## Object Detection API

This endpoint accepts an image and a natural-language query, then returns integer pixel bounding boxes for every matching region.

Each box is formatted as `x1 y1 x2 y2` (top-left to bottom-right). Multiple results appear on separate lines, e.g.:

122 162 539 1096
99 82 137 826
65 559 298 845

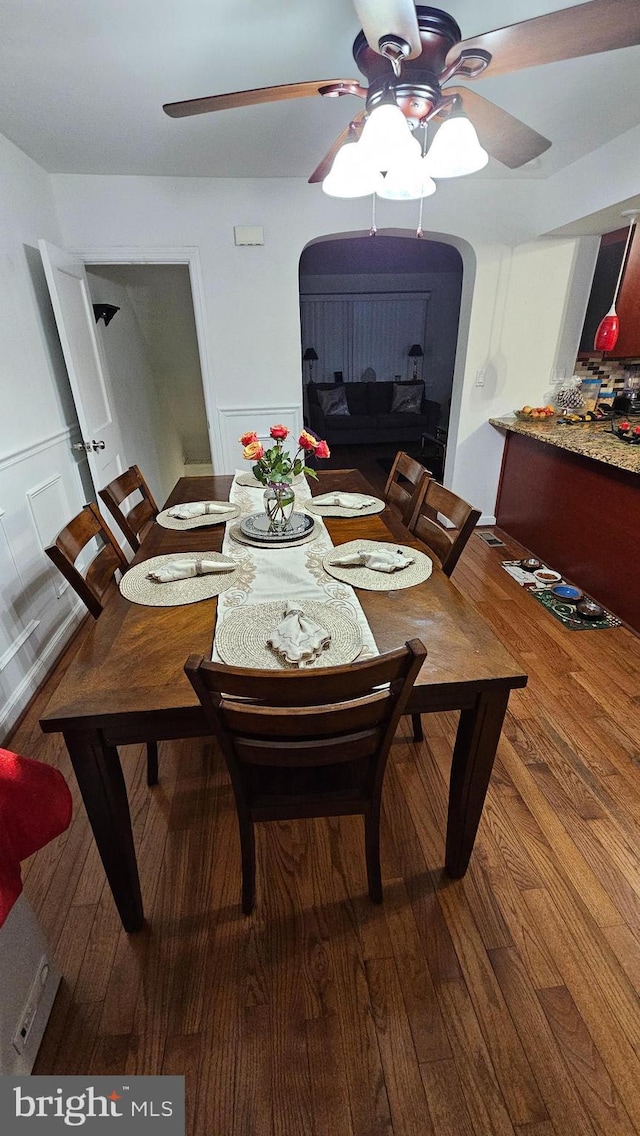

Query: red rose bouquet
239 425 330 487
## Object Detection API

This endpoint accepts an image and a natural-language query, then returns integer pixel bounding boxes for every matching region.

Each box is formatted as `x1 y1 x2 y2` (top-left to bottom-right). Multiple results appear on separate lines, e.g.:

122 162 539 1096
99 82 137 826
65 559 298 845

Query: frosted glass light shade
322 142 383 198
378 156 437 200
423 116 489 177
359 104 420 171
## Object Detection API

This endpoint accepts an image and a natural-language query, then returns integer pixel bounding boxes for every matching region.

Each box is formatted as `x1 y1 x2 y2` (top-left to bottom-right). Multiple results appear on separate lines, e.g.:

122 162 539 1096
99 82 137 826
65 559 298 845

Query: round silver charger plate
156 501 240 530
227 521 319 550
306 494 385 518
215 600 362 670
240 510 314 543
119 551 238 607
322 540 433 591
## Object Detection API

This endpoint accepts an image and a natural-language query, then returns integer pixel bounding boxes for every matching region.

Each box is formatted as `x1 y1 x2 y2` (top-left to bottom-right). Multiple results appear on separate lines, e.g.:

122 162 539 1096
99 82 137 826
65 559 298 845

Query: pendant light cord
612 215 638 307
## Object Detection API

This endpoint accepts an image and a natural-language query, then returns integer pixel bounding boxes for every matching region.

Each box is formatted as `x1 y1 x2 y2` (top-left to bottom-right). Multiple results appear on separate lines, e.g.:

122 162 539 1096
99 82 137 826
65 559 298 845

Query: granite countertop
489 416 640 475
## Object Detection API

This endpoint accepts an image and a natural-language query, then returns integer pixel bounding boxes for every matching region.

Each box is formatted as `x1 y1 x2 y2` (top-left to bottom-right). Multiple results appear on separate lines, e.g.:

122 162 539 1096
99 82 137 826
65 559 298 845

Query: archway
299 230 468 483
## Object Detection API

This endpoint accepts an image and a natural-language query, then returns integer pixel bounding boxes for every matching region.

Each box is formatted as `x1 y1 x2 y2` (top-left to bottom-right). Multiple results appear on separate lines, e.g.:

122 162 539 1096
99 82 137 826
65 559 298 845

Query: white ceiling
1 0 640 195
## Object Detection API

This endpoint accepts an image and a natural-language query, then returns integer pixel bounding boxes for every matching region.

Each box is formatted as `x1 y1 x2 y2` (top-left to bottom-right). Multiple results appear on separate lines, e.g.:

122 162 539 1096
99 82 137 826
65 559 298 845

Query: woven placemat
120 552 238 607
236 472 305 489
529 587 621 630
227 520 320 550
156 501 240 530
306 494 385 518
322 540 432 591
215 600 362 670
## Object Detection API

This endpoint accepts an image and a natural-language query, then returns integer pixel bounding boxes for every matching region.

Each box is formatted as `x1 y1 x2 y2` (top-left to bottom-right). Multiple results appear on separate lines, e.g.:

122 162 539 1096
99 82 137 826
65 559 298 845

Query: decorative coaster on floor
228 520 319 550
306 493 385 518
322 540 432 591
529 587 621 630
215 600 362 670
120 552 238 606
156 501 240 530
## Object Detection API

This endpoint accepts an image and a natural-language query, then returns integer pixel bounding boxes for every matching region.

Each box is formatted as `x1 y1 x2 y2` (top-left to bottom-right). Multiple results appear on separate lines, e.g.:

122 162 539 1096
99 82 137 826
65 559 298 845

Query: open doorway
85 263 211 505
299 233 462 484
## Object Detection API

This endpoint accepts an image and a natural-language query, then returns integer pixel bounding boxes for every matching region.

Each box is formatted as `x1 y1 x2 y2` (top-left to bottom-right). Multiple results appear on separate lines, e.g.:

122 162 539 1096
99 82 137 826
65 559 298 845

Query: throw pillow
391 382 424 414
317 387 350 416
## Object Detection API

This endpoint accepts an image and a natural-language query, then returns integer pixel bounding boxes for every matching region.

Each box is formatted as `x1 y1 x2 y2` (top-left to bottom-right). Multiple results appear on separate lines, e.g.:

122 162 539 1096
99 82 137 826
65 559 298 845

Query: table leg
65 730 144 933
445 687 510 878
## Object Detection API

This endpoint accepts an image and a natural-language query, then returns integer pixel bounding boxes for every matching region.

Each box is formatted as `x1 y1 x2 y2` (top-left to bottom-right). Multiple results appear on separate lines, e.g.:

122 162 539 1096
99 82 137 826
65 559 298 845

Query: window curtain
301 293 429 384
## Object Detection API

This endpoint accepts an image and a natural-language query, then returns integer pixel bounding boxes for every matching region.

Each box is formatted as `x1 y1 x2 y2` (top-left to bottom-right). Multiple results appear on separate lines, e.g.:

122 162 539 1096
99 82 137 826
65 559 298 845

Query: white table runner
211 473 379 662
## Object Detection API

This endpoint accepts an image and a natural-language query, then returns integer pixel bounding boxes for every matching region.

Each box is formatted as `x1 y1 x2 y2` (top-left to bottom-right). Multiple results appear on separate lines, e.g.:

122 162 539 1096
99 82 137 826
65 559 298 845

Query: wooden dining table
40 470 527 932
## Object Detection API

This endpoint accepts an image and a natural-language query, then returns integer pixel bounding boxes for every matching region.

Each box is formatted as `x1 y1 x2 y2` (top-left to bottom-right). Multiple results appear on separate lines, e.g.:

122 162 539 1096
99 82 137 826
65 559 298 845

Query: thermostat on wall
234 226 264 246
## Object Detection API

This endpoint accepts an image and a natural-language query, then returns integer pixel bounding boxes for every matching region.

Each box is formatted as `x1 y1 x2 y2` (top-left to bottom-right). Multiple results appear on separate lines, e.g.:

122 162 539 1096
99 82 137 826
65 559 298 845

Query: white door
38 239 126 500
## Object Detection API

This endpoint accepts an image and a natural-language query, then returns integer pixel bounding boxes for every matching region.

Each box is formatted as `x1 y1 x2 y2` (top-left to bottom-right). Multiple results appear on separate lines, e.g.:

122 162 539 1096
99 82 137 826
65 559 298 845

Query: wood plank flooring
7 498 640 1136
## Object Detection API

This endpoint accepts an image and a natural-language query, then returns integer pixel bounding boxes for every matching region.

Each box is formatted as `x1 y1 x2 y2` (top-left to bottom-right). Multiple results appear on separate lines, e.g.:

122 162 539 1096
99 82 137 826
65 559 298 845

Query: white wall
86 266 186 504
50 173 595 521
0 134 89 738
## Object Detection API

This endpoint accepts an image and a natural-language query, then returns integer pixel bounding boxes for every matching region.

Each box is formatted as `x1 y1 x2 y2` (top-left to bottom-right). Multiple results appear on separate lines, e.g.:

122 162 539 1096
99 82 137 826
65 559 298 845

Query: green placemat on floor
530 585 620 629
501 561 620 629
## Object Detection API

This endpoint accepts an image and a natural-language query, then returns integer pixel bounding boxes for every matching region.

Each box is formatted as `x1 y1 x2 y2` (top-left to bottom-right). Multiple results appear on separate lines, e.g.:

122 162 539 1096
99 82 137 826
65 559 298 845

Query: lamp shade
594 305 620 352
408 344 424 358
378 155 436 201
303 348 318 362
359 104 420 172
423 115 488 178
322 142 382 198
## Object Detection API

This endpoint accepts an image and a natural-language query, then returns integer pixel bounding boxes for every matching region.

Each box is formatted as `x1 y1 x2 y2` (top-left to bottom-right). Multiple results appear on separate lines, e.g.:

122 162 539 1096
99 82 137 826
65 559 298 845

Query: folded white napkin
167 501 232 519
147 558 236 583
314 492 375 509
267 601 331 666
330 547 414 573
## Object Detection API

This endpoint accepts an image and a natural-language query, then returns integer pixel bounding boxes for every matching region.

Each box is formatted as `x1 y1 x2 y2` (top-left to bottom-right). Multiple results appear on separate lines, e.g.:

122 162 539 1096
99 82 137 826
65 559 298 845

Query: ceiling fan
163 0 640 185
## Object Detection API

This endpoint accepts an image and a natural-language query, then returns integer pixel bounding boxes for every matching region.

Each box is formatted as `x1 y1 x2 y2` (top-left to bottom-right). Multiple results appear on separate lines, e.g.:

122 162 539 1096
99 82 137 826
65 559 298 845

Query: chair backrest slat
408 479 481 577
99 464 158 552
45 502 127 619
383 451 431 524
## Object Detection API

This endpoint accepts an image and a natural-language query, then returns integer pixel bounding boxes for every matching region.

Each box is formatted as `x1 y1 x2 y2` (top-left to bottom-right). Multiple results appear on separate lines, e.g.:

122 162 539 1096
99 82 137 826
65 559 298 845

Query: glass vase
263 482 295 533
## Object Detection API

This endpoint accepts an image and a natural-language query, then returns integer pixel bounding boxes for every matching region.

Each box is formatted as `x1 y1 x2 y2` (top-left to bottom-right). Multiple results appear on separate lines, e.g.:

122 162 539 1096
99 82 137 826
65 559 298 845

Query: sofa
306 380 440 447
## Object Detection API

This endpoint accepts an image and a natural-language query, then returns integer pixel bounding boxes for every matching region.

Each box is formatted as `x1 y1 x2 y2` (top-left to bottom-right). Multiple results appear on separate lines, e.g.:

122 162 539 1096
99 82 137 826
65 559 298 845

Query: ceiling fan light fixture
322 141 382 198
377 155 436 201
358 103 420 171
423 115 489 178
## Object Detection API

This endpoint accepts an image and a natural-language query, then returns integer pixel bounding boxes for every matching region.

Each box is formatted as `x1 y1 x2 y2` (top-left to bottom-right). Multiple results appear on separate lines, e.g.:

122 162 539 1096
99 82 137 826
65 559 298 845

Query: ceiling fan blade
353 0 422 59
444 87 551 169
163 79 365 118
308 113 366 184
446 0 640 78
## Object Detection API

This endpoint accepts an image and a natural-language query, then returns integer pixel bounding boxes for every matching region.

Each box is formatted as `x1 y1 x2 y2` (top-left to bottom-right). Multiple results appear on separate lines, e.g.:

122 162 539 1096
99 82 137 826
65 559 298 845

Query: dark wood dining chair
383 450 431 525
98 464 158 553
407 480 481 741
45 503 159 786
185 639 427 914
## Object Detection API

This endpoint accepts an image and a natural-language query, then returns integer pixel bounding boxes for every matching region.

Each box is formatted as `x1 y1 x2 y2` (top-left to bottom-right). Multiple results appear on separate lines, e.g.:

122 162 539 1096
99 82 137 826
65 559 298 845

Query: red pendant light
594 210 639 353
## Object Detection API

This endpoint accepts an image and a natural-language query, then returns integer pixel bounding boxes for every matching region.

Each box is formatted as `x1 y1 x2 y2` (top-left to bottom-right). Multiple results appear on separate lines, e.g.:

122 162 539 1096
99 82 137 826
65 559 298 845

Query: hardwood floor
7 517 640 1136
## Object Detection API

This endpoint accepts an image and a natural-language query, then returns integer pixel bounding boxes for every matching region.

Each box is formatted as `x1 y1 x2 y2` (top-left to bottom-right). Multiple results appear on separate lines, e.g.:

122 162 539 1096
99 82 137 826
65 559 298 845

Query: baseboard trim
478 515 497 526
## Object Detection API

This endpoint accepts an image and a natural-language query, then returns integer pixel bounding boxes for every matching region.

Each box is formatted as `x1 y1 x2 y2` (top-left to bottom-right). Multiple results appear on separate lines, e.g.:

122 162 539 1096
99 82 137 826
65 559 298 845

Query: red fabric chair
0 748 72 928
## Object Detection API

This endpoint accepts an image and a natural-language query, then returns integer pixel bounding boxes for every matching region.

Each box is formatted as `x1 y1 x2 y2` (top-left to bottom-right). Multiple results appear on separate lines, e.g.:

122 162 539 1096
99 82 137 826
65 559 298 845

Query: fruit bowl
515 406 555 422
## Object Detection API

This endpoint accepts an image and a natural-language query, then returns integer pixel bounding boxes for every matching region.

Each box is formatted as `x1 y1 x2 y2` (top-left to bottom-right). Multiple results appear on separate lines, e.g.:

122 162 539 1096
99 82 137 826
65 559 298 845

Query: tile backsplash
574 355 640 392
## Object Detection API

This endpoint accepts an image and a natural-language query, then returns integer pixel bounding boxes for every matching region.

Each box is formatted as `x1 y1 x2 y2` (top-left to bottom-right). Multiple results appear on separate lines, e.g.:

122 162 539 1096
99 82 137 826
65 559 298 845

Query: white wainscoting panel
216 405 303 474
0 426 88 739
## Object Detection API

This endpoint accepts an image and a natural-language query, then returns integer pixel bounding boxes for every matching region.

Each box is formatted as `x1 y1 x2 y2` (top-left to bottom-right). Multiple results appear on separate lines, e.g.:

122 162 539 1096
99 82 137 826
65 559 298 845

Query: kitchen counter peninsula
489 415 640 474
490 416 639 634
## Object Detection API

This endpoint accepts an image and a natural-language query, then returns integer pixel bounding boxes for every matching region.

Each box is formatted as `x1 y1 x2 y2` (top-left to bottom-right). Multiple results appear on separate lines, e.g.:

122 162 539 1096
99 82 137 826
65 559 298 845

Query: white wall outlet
475 369 486 387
